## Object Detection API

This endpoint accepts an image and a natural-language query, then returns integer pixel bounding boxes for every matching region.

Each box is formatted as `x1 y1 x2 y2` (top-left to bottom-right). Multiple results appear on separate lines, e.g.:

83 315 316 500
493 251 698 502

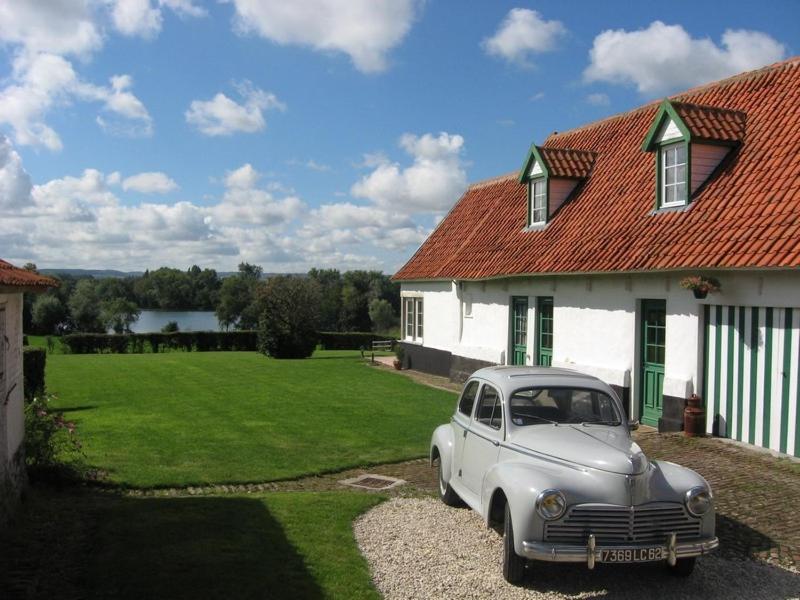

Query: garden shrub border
61 331 258 354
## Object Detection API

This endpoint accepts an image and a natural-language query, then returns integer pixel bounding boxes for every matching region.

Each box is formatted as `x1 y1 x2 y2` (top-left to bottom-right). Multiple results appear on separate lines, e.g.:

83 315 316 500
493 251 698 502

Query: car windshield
508 387 621 426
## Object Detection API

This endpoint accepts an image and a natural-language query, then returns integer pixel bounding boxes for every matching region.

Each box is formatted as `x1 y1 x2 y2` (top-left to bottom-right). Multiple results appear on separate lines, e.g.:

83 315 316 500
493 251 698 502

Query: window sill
524 222 548 232
651 202 693 215
402 339 424 345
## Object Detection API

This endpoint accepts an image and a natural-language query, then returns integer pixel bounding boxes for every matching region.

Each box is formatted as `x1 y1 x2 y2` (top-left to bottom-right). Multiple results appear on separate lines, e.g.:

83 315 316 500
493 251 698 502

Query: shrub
161 320 180 333
257 276 321 359
317 332 387 350
32 294 67 335
368 298 396 333
60 331 259 354
23 347 47 400
24 393 83 480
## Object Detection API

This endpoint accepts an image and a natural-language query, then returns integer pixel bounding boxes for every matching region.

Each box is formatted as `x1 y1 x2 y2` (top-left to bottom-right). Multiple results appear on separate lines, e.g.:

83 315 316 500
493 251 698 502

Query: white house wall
401 270 800 426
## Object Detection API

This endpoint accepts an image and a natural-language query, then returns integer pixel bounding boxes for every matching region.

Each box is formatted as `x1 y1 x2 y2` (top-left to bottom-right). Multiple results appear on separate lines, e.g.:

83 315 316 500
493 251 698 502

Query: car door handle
463 429 468 438
492 440 499 447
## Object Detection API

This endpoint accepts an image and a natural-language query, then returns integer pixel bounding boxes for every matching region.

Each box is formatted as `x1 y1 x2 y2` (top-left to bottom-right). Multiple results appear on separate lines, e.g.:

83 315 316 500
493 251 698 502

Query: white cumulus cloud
228 0 419 73
186 82 285 136
0 135 33 212
109 0 207 38
0 0 102 57
122 172 179 194
482 8 566 66
351 132 468 214
584 22 786 95
586 92 610 106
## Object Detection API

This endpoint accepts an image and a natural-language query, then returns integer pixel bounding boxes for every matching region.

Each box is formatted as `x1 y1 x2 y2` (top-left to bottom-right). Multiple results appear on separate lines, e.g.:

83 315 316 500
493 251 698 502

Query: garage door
703 305 799 457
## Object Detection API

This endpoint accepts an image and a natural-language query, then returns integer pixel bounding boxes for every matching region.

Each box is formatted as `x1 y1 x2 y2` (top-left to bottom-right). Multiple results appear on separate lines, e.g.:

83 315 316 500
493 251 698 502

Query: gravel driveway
354 498 800 600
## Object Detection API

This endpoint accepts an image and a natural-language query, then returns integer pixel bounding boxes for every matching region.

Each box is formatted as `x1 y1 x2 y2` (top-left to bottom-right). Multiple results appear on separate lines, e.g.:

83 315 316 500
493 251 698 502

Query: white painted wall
657 117 683 142
401 270 800 421
692 144 730 192
0 293 24 472
528 160 543 177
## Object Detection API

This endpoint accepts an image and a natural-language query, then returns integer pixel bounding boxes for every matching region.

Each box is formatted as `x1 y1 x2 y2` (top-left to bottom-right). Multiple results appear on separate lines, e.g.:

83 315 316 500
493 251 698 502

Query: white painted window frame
403 296 423 343
661 142 687 208
529 178 547 225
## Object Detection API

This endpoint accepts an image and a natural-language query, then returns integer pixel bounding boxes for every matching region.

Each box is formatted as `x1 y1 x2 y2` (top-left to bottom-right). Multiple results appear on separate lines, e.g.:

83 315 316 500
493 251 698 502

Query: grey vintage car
430 366 718 583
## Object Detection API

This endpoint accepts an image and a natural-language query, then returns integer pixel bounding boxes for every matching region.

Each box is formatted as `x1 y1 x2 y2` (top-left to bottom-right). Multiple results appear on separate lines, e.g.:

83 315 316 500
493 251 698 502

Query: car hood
507 425 649 475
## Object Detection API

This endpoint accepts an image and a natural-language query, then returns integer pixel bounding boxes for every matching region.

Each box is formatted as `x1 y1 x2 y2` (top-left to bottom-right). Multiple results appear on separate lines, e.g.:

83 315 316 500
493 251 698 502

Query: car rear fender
430 423 455 482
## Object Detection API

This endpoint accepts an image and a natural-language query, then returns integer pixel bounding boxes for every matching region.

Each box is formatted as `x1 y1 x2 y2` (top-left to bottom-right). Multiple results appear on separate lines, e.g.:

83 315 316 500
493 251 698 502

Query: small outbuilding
0 260 56 525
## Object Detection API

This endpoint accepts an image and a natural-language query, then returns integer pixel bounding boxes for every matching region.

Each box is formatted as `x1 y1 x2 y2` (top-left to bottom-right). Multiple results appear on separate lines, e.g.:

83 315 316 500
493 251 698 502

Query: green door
640 299 666 427
536 297 553 366
511 297 528 365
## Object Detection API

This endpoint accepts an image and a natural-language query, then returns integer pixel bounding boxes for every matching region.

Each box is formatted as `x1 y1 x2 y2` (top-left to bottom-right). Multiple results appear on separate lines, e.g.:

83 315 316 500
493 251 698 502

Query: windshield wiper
515 414 559 426
580 420 621 426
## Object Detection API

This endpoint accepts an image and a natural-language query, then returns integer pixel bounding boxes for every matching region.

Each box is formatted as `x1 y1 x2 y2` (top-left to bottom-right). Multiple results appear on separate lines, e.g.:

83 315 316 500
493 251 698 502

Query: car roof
466 365 614 396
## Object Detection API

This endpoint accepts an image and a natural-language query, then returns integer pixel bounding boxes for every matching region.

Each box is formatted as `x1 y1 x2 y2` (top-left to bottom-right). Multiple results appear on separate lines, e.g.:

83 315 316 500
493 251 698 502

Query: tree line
23 263 399 335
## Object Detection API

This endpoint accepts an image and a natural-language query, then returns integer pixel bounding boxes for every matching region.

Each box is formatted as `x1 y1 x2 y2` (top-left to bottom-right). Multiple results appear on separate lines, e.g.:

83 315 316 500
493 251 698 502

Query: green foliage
395 344 405 363
133 266 221 310
68 279 105 332
161 320 180 333
368 298 396 332
47 351 456 487
31 295 67 335
307 268 342 330
317 331 387 350
23 346 47 400
101 298 141 334
24 393 83 475
257 276 321 358
61 331 258 354
216 263 263 330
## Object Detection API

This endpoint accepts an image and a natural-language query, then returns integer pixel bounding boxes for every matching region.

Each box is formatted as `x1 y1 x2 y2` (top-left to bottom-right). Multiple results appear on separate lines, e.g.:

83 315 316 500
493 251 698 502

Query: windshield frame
505 385 625 429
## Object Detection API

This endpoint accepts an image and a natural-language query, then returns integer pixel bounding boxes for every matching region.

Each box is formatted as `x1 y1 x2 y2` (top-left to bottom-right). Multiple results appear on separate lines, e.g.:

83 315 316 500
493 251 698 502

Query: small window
404 297 423 342
458 380 479 416
661 142 687 207
475 384 502 430
529 179 547 225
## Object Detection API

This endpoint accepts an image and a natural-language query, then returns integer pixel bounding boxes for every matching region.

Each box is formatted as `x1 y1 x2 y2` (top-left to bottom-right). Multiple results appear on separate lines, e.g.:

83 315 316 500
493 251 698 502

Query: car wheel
667 557 696 577
437 457 462 507
502 502 527 584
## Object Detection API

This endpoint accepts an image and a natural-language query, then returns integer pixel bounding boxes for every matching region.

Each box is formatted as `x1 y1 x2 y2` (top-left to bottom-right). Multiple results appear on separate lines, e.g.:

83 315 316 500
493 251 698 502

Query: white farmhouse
0 260 56 525
394 58 800 457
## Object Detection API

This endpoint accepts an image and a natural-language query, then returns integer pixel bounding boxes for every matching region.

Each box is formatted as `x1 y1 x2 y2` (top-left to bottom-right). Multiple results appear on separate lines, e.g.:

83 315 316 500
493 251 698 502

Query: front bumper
521 534 719 569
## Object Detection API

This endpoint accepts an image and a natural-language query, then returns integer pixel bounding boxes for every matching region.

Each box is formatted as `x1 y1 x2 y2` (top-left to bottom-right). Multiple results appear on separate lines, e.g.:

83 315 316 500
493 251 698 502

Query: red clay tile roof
539 147 596 179
672 101 746 143
395 58 800 281
0 260 58 290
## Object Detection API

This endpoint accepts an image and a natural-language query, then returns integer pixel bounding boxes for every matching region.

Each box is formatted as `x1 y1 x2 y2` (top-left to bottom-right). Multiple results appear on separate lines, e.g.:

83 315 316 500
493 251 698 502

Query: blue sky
0 0 797 272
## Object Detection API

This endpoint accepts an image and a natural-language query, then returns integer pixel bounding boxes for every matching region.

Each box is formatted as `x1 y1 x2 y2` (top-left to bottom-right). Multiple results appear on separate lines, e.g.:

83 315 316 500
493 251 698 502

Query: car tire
502 502 527 584
437 457 461 507
667 557 696 577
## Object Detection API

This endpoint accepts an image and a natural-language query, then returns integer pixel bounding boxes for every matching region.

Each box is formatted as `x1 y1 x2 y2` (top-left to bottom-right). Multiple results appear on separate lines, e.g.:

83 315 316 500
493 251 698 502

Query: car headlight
685 486 712 516
536 489 566 520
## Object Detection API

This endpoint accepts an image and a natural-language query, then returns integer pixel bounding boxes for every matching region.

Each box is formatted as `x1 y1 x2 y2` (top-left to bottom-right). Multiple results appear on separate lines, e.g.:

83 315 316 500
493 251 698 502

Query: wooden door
640 299 666 427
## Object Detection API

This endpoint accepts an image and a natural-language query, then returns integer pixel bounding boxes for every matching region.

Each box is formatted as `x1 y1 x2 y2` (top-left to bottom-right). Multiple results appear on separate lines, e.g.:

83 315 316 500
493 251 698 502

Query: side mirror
628 419 640 431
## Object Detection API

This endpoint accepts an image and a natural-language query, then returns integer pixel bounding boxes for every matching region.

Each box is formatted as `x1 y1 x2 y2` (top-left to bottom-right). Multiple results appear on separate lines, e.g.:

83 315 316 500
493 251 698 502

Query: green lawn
2 487 383 599
47 350 456 487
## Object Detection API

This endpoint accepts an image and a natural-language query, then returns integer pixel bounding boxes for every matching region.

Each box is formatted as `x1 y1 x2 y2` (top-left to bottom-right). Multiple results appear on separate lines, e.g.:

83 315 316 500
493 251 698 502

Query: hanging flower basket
679 276 721 300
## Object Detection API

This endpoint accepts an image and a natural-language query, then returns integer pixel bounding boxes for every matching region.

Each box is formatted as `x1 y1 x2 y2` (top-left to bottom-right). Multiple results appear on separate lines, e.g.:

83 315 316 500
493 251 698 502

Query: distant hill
40 268 144 279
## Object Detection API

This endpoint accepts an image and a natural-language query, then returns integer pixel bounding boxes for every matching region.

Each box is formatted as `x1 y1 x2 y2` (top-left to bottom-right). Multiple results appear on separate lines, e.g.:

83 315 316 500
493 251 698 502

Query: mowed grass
2 487 383 600
47 350 456 487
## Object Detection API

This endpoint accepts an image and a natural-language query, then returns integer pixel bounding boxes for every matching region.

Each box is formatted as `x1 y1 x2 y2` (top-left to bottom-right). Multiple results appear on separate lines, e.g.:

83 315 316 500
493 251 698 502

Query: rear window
509 387 620 426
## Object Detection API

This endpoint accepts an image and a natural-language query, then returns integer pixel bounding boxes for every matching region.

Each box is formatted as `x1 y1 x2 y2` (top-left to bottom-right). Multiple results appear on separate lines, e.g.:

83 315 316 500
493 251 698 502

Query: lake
125 310 222 333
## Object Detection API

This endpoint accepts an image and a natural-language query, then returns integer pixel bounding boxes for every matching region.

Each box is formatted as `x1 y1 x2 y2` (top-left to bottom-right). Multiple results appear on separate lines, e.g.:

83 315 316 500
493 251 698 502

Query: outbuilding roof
0 260 58 290
394 58 800 281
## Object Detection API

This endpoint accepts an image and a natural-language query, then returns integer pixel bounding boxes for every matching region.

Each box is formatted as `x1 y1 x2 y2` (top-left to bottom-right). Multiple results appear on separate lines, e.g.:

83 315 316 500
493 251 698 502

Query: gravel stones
354 497 800 600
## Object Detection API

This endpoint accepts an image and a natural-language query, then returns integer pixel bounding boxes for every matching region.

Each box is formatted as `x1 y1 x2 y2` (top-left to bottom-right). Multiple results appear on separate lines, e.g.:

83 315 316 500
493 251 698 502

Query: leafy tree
100 298 140 333
257 276 321 359
31 295 68 335
215 263 263 330
161 321 180 333
368 298 395 333
308 268 342 331
68 279 104 332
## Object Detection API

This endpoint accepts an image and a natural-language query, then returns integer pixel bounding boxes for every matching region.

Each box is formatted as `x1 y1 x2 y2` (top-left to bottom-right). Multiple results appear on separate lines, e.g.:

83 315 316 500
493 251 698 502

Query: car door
461 383 503 499
451 380 480 479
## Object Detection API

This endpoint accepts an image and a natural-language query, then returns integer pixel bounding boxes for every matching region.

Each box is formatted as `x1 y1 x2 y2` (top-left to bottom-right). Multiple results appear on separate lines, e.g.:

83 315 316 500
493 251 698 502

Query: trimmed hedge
61 331 258 354
23 346 47 400
317 331 391 350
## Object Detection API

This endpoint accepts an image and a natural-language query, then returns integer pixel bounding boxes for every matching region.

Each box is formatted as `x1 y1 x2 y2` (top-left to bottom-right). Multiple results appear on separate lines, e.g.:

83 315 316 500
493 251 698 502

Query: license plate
600 547 665 563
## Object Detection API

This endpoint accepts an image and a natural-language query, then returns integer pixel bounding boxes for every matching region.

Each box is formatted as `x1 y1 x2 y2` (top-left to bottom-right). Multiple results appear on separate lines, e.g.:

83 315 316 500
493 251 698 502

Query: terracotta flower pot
393 359 402 370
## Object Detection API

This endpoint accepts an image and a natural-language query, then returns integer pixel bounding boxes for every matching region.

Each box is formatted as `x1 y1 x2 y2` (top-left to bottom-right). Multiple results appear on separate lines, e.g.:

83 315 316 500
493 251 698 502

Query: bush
24 393 83 480
60 331 258 354
317 332 388 350
257 276 321 359
23 347 47 400
161 320 179 333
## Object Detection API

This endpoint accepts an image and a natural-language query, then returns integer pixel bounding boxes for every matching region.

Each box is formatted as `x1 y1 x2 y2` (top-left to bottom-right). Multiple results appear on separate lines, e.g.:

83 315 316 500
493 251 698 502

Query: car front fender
430 423 455 483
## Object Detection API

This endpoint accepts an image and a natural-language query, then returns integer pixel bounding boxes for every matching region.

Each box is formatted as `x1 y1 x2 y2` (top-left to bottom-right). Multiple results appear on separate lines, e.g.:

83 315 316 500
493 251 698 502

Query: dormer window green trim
518 144 550 183
529 177 548 226
641 99 692 152
643 99 692 209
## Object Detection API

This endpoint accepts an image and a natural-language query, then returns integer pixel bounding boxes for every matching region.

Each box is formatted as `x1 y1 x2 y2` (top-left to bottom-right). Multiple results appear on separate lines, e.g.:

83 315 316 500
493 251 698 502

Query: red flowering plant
24 393 84 480
679 276 721 298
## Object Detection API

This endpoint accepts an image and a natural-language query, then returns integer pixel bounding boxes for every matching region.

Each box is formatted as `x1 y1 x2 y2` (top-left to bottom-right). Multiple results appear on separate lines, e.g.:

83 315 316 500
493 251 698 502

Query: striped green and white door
536 297 553 366
640 300 666 428
511 297 528 366
704 305 799 457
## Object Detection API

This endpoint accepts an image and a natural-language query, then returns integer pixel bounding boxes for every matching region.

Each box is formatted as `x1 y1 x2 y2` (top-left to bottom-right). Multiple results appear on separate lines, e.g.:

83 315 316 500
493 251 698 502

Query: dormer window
661 142 687 207
529 178 547 225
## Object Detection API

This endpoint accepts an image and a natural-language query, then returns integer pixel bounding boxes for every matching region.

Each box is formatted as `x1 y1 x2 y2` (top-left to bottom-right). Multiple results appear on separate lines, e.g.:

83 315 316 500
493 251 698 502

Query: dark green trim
749 307 759 445
654 141 691 210
714 306 722 430
736 307 745 442
763 308 773 446
641 99 692 152
518 144 550 183
780 309 792 454
703 304 710 426
726 305 735 437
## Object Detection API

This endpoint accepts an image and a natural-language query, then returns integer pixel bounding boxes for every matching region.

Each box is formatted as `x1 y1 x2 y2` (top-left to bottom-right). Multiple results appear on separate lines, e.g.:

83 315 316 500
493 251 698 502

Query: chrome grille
544 503 701 545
